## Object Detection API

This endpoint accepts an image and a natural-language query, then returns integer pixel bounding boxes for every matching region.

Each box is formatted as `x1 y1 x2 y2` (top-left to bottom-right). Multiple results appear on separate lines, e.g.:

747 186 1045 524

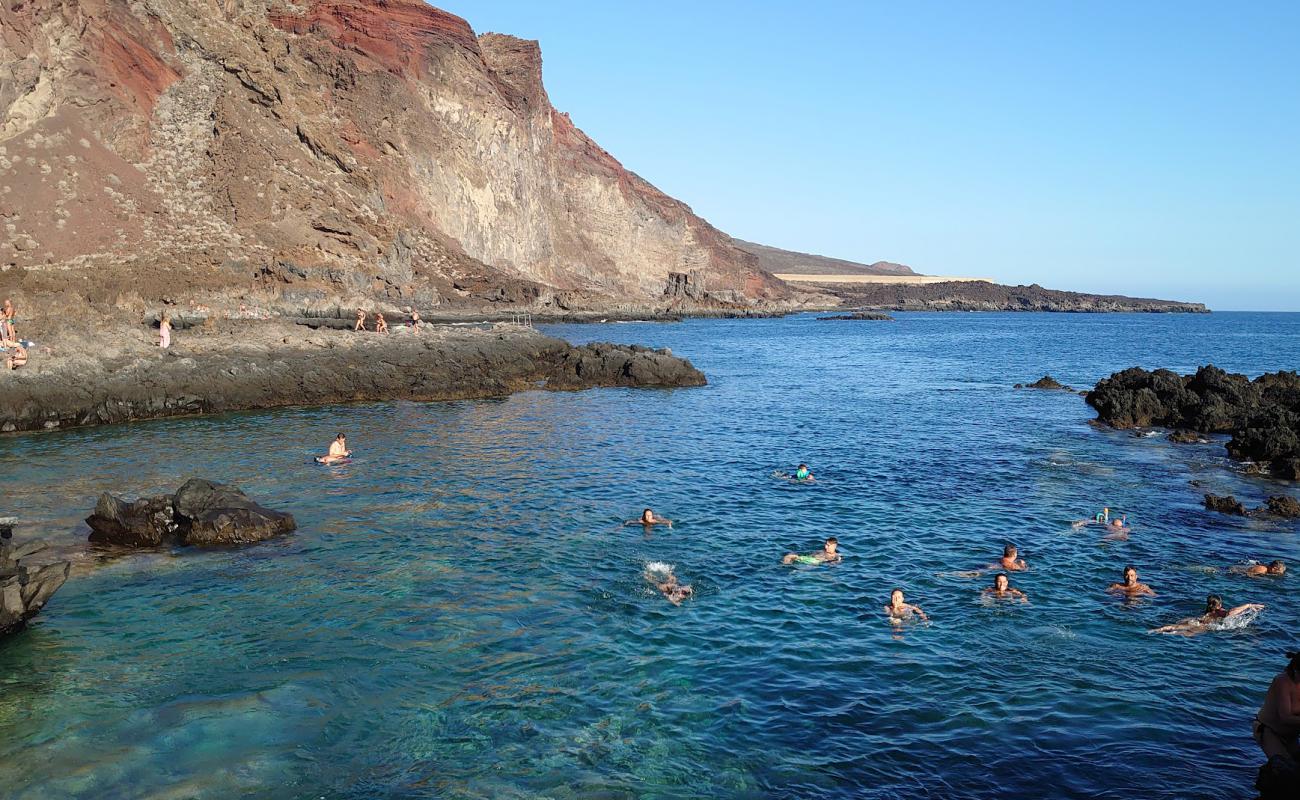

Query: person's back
1255 653 1300 760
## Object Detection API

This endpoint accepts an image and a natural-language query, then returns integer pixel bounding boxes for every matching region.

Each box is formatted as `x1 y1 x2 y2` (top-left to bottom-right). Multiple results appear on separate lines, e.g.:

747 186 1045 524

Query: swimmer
982 573 1027 601
1107 565 1156 597
1254 651 1300 762
1150 594 1265 635
783 537 841 565
1102 517 1130 542
625 509 672 528
999 544 1027 572
793 464 814 483
1096 507 1111 524
315 432 352 465
885 589 928 623
1232 560 1287 578
644 563 693 606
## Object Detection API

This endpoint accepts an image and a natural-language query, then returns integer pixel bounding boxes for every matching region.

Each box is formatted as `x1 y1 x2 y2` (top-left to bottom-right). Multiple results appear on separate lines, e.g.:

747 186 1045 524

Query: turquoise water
2 311 1299 799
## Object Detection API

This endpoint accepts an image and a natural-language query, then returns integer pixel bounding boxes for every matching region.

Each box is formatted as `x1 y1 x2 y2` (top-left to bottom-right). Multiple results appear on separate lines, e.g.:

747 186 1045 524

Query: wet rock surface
1088 365 1300 479
1265 496 1300 519
0 519 71 638
1015 375 1076 392
1204 494 1249 516
86 479 296 548
815 311 895 321
0 322 706 434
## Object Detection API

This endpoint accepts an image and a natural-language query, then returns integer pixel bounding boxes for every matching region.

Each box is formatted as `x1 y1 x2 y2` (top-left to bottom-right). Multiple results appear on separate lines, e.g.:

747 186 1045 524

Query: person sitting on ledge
375 313 389 334
1255 651 1300 762
983 572 1027 601
1108 565 1156 597
626 509 672 528
1233 560 1287 578
316 433 352 465
1 339 27 370
885 588 928 623
354 309 367 331
783 537 840 565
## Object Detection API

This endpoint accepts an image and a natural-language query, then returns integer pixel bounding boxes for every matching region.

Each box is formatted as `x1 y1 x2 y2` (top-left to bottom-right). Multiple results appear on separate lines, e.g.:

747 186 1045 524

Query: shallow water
2 311 1298 799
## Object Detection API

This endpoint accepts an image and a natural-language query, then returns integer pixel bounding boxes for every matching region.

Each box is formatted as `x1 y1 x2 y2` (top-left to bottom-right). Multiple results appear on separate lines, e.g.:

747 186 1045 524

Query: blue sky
439 1 1299 310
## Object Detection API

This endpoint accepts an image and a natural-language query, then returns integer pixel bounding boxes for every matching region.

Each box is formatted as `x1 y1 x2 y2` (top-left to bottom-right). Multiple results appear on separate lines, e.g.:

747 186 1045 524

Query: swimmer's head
642 508 653 522
825 537 838 553
994 573 1009 591
336 432 346 441
1003 544 1017 558
798 464 808 471
1206 594 1224 613
1269 560 1287 575
1123 565 1138 584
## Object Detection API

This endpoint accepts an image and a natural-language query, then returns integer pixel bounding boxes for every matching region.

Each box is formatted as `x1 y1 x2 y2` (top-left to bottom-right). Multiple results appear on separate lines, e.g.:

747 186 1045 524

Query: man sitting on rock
1 339 27 370
316 433 352 465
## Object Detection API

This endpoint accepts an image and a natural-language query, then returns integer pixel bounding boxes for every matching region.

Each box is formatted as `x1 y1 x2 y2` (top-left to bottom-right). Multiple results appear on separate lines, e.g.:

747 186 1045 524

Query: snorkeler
1232 560 1287 578
315 432 352 465
983 573 1027 601
644 563 693 606
1254 651 1300 761
626 509 672 528
783 537 841 566
1107 565 1156 597
885 589 928 623
793 464 814 482
1096 507 1111 524
1150 595 1265 635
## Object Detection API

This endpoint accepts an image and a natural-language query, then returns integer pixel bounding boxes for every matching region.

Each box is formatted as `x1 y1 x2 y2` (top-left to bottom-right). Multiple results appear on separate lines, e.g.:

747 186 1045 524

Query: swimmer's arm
912 605 928 621
1226 603 1265 617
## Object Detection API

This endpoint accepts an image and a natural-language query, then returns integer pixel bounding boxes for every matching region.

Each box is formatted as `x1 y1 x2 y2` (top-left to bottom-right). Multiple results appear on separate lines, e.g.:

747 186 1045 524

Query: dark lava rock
1168 429 1206 444
543 342 706 391
1 519 71 638
816 311 895 321
1016 375 1075 392
173 478 297 546
86 479 295 549
1089 365 1300 478
1265 495 1300 519
1204 494 1248 516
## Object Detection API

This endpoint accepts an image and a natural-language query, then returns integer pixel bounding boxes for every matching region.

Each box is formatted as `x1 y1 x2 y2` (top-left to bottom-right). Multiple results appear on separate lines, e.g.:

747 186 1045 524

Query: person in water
354 309 367 331
316 432 352 464
783 537 840 565
645 564 693 606
1150 594 1265 635
1095 507 1111 524
626 509 672 528
1108 565 1156 597
999 544 1027 572
793 464 814 482
1102 516 1131 542
885 589 928 623
1254 651 1300 761
1233 560 1287 578
983 573 1027 601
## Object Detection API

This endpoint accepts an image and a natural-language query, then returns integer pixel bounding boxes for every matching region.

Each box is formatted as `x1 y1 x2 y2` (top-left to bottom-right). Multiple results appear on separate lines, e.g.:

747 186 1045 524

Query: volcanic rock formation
0 518 71 637
87 478 297 547
0 0 785 320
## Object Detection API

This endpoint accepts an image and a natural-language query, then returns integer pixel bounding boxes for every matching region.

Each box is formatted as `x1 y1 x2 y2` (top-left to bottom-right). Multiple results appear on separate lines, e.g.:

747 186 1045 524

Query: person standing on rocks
1 298 14 340
316 433 352 465
410 309 423 329
375 313 389 334
159 312 172 350
354 309 367 331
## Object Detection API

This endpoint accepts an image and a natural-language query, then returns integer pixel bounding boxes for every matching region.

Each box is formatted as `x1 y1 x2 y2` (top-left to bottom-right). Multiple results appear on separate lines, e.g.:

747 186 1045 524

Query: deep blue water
2 311 1299 799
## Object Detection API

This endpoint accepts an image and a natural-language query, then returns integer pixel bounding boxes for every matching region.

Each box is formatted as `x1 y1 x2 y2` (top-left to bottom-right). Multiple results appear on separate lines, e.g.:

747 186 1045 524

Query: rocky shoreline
0 321 705 434
814 281 1208 313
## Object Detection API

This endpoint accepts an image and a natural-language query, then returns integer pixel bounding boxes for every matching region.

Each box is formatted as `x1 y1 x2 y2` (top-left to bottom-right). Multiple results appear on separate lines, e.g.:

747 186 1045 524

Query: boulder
1265 496 1300 519
1016 375 1074 392
84 479 295 549
816 311 895 321
172 478 297 546
1204 494 1248 517
0 519 71 638
1168 429 1206 444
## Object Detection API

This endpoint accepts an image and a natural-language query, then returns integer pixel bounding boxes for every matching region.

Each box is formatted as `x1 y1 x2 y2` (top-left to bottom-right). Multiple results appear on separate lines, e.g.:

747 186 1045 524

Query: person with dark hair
625 509 672 528
783 537 840 565
315 432 352 465
1234 560 1287 578
983 573 1027 601
885 588 928 623
1150 595 1264 635
999 544 1027 572
1254 651 1300 761
1108 566 1156 597
792 464 814 483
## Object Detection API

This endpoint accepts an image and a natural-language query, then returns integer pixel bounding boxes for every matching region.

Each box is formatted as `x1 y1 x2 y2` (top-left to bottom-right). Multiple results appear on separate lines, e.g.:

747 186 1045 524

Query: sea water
1 311 1298 799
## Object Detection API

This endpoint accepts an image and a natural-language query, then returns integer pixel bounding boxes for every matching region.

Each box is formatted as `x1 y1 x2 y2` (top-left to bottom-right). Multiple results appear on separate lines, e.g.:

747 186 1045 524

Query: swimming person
316 432 352 465
644 563 692 606
999 544 1027 572
1150 595 1265 635
783 537 841 565
1108 565 1156 597
793 464 814 482
983 573 1027 601
1102 516 1131 542
626 509 672 528
885 589 928 623
1096 507 1111 524
1254 651 1300 762
1232 560 1287 578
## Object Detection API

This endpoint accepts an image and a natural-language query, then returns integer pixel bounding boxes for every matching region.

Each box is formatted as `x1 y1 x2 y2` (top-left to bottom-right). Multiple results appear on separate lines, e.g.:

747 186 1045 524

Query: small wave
644 561 675 580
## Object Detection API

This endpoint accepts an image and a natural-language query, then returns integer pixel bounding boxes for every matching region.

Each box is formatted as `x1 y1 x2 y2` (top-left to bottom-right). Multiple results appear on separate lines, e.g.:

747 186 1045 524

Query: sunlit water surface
2 312 1299 799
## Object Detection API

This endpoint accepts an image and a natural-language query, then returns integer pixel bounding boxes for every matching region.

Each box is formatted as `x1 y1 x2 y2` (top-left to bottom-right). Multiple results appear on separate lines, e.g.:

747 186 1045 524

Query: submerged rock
816 311 895 321
1016 375 1075 392
1204 494 1248 517
0 518 71 638
1265 496 1300 519
1168 429 1207 444
1088 365 1300 478
86 479 296 549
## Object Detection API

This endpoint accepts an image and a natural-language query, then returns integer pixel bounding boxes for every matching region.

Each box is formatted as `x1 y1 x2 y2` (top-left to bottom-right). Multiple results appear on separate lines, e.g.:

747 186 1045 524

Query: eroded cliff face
0 0 785 315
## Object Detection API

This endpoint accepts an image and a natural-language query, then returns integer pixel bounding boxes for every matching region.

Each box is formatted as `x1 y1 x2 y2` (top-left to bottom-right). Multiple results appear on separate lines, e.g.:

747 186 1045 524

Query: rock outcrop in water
0 518 71 637
1015 375 1076 392
1202 494 1300 520
816 281 1207 313
87 478 296 548
1204 494 1248 517
816 311 895 321
1088 365 1300 479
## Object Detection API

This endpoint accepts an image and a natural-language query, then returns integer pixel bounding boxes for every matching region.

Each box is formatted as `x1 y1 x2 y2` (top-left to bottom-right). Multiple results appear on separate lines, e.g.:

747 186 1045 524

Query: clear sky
438 1 1299 310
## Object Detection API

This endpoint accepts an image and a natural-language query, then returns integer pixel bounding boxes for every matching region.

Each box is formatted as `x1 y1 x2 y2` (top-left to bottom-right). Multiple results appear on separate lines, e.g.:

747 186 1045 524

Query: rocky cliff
0 0 786 319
